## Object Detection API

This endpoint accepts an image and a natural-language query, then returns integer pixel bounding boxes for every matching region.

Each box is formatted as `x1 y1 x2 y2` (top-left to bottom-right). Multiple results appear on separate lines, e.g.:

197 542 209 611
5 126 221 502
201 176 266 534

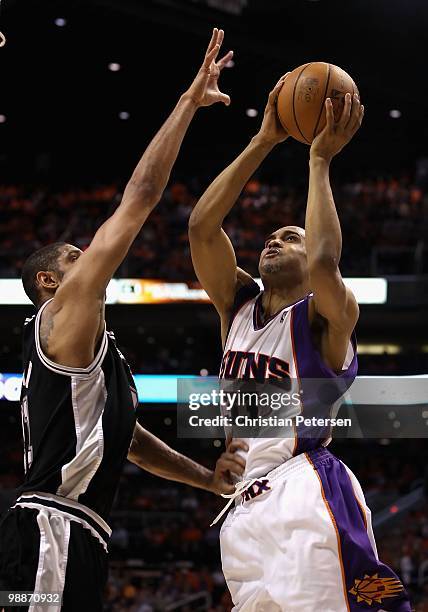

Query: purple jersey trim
224 280 261 347
291 295 358 380
307 448 411 612
291 296 358 455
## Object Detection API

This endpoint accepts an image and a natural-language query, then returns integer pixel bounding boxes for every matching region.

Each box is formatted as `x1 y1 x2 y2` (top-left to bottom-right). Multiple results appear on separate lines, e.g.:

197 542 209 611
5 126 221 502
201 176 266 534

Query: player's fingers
219 451 245 467
221 451 246 469
217 28 224 49
218 92 231 106
219 482 236 495
346 93 360 130
339 92 352 127
206 27 219 55
204 43 220 69
272 72 288 95
228 440 249 453
351 104 364 134
217 457 245 475
325 98 334 130
268 77 285 105
217 49 233 70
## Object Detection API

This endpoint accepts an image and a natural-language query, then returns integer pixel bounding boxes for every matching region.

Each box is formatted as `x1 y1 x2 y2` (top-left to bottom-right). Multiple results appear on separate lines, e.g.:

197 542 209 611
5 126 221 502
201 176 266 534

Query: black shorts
0 493 110 612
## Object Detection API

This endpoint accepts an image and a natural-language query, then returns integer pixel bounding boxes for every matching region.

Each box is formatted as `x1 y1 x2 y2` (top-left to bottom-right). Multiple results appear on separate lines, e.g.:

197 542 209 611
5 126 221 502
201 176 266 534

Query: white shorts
219 448 410 612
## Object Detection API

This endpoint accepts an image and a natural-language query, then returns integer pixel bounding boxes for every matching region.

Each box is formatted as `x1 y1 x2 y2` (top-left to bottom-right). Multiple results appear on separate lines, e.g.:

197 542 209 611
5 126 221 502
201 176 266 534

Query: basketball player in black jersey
0 29 246 612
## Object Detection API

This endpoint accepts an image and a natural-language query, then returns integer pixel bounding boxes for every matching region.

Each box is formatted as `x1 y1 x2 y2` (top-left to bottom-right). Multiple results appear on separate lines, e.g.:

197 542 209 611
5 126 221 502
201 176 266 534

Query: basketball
276 62 359 144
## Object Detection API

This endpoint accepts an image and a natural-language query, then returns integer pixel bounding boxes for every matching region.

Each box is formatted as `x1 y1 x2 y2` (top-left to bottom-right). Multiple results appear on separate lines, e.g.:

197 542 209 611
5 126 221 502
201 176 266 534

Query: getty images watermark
177 377 428 439
187 388 351 430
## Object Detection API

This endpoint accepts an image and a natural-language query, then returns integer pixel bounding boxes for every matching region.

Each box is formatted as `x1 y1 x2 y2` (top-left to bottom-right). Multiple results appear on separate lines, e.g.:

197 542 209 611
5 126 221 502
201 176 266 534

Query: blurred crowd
1 171 427 608
0 173 427 279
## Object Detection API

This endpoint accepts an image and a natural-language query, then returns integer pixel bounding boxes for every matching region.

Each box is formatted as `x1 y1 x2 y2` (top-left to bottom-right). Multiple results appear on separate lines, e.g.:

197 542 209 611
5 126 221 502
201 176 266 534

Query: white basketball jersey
220 281 357 479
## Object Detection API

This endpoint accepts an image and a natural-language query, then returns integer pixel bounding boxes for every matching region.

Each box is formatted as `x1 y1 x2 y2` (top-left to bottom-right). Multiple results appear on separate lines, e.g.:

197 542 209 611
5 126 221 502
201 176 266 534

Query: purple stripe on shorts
308 448 411 612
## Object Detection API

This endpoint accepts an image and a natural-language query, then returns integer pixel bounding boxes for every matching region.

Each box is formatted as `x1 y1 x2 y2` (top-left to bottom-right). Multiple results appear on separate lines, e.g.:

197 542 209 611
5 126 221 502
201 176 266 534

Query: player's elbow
123 179 162 211
188 211 218 241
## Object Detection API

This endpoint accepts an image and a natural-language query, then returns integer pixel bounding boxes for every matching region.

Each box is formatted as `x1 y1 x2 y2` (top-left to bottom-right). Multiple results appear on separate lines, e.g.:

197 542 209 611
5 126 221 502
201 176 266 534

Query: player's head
22 243 83 307
258 226 308 288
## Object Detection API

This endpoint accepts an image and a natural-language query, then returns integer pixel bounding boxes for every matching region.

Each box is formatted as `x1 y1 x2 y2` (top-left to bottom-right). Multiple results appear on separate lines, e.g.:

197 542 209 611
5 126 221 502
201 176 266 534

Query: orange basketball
276 62 359 144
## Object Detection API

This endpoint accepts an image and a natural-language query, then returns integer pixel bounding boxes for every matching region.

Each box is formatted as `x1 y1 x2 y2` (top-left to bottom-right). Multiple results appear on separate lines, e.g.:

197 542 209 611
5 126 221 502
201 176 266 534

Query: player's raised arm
189 75 289 333
37 28 232 368
305 93 364 369
128 422 248 495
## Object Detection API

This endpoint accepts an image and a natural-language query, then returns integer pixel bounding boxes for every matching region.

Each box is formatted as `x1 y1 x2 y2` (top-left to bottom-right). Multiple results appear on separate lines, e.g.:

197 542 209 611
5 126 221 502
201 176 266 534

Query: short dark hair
22 242 67 307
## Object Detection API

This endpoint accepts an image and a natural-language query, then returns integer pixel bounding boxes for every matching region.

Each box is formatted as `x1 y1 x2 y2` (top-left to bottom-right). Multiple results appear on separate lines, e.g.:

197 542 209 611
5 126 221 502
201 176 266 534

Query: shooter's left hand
310 93 364 163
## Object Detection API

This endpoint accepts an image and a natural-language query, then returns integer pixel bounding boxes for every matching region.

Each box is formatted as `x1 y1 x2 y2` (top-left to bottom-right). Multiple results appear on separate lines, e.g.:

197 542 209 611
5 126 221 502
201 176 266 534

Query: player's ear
36 270 60 290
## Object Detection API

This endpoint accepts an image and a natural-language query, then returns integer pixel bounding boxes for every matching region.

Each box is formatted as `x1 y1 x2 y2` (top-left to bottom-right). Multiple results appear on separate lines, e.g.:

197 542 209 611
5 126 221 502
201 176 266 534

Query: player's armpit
236 267 254 288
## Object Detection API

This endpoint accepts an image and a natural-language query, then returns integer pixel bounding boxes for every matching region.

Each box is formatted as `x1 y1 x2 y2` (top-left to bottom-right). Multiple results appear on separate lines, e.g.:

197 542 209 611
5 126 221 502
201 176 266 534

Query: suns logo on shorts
349 573 404 605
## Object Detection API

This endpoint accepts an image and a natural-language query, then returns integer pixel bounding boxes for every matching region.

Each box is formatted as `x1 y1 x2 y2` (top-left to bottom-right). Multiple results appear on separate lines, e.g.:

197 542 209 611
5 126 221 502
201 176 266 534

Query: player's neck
261 284 310 318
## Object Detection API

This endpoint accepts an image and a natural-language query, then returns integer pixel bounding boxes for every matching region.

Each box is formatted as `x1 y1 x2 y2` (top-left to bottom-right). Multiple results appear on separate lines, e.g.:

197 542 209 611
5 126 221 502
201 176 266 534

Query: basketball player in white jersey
189 77 411 611
0 29 247 612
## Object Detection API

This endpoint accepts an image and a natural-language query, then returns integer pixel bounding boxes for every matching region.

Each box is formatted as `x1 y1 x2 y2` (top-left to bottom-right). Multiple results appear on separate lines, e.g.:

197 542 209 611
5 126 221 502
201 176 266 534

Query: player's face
258 226 306 277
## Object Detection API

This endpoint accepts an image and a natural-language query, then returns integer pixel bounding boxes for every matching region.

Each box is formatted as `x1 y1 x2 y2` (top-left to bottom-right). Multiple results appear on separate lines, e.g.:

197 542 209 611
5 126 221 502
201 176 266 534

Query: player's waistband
262 446 333 484
12 491 111 550
211 447 333 526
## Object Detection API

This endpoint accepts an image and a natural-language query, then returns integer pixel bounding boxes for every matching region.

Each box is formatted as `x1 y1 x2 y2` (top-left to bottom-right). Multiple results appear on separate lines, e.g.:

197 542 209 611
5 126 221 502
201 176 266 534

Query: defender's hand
257 74 290 146
310 93 364 163
184 28 232 108
209 440 248 495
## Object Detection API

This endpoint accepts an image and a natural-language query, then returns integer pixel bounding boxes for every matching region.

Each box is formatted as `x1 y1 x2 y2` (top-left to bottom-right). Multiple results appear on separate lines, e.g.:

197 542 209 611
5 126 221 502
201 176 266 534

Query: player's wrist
309 152 332 168
179 92 201 111
199 468 217 493
251 133 278 151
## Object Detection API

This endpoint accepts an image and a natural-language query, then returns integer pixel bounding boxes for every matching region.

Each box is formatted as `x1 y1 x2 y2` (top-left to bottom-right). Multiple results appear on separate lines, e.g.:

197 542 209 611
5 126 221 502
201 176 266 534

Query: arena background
1 0 428 610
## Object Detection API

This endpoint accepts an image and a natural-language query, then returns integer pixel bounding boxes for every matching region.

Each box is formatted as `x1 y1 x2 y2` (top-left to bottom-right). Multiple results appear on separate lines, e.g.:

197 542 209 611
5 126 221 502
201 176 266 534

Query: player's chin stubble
261 261 283 275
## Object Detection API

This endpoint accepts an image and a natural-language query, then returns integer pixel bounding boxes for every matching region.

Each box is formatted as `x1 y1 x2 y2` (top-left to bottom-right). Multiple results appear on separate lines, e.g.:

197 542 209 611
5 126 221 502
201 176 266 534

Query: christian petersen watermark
187 413 352 429
177 376 428 439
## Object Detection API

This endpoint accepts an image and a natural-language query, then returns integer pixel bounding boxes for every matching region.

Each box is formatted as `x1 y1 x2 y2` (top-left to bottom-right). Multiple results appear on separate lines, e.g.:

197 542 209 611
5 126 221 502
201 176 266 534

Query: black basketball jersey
18 299 138 522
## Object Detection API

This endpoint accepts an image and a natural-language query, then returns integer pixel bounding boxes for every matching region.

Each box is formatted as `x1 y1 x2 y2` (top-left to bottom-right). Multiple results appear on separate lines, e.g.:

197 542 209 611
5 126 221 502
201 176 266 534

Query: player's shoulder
234 269 260 309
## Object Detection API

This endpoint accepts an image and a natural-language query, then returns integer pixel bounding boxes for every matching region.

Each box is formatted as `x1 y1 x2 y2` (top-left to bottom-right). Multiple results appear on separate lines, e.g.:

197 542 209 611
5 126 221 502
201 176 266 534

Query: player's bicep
189 227 237 317
309 265 359 333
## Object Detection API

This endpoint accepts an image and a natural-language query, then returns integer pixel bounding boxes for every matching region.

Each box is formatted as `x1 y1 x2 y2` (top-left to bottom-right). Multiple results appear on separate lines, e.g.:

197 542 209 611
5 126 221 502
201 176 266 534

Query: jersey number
21 362 33 472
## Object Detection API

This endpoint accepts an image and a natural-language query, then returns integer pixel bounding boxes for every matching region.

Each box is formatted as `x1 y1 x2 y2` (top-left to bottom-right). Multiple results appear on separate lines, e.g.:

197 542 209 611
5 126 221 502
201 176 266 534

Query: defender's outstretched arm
306 93 364 370
42 29 232 368
189 75 289 337
128 423 248 495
